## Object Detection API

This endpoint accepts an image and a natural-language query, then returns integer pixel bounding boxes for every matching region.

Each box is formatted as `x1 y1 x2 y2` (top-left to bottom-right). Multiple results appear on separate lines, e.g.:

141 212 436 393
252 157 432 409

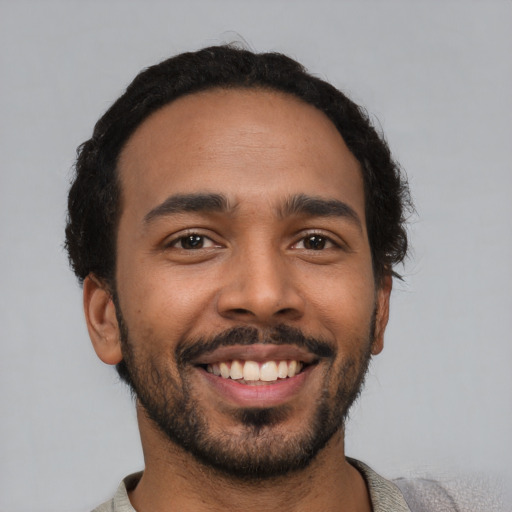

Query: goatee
114 304 375 480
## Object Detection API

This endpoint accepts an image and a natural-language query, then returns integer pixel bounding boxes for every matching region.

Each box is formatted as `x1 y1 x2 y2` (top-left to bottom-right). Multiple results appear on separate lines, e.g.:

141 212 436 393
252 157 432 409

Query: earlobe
371 274 392 355
83 274 123 365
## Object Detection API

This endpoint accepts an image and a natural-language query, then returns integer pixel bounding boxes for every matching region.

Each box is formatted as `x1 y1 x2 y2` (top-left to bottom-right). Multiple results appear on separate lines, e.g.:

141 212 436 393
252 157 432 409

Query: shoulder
394 475 504 512
393 477 458 512
90 472 142 512
349 458 503 512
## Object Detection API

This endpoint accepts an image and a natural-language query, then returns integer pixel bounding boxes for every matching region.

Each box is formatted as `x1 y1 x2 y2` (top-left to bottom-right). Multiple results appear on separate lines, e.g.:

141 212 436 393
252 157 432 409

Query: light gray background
1 1 511 511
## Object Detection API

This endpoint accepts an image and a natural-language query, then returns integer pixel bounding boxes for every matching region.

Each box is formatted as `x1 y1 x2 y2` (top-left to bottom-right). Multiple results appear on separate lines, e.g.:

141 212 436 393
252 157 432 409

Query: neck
129 406 372 512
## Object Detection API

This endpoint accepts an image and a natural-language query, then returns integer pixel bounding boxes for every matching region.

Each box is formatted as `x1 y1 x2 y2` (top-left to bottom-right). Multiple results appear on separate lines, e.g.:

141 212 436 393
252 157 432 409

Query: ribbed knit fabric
393 474 504 512
349 459 411 511
92 472 140 512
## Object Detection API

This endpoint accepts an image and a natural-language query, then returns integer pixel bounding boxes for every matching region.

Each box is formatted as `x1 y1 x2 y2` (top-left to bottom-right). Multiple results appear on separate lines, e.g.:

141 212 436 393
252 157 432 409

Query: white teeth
277 360 288 379
287 360 297 378
206 359 305 382
243 361 260 381
230 360 244 380
219 362 230 379
260 361 278 381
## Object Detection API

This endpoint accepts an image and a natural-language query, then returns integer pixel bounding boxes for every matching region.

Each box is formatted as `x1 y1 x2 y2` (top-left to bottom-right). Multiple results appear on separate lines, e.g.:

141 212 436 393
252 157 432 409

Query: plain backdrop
1 1 511 511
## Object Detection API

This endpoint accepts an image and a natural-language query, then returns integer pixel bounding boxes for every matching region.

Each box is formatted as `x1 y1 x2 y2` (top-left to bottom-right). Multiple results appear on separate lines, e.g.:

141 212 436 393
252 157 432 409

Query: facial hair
114 303 375 480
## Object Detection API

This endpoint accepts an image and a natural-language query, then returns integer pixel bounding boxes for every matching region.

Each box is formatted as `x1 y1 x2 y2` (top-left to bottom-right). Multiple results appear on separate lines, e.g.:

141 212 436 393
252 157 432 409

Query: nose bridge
217 236 303 322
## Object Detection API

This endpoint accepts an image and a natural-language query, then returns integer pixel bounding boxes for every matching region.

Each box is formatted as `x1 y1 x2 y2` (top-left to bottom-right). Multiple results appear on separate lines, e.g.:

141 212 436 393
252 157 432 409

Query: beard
114 303 375 480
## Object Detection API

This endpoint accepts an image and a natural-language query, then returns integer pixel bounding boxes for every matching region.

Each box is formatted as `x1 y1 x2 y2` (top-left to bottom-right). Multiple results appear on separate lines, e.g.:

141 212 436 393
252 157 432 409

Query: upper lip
192 344 319 365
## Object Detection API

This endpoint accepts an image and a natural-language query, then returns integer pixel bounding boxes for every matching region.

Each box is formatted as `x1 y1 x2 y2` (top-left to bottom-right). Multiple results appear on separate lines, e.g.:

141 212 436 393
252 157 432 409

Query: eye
170 234 217 250
293 234 337 250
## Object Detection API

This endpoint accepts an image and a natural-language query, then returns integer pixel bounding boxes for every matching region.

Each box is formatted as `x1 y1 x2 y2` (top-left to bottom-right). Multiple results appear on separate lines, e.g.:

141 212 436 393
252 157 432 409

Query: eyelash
167 232 219 250
292 232 340 250
166 231 341 251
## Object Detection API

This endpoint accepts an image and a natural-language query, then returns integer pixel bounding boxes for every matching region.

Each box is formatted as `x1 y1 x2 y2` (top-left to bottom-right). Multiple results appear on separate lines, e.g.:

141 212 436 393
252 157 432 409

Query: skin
83 88 392 512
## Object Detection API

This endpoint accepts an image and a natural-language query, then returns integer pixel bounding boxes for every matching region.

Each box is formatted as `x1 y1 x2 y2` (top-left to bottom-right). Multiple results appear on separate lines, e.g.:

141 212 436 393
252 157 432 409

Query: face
90 88 390 478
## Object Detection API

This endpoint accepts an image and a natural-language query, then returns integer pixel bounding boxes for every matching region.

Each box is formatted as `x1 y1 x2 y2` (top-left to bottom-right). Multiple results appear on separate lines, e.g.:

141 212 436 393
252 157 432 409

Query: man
65 45 458 511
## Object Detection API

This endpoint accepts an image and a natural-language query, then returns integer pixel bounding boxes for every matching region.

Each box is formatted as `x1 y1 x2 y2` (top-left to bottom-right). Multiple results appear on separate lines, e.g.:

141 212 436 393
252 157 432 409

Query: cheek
116 258 222 341
305 266 376 340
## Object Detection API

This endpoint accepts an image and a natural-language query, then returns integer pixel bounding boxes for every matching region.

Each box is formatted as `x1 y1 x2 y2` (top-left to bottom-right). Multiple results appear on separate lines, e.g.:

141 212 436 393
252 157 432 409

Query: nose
216 245 305 325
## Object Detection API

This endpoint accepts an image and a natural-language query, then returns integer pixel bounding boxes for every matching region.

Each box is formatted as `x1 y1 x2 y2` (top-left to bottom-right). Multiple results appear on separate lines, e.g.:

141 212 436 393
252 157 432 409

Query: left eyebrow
279 194 363 231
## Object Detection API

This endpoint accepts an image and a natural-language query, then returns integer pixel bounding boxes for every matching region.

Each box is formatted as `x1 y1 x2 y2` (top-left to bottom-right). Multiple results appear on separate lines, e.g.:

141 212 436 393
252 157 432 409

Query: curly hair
65 45 411 288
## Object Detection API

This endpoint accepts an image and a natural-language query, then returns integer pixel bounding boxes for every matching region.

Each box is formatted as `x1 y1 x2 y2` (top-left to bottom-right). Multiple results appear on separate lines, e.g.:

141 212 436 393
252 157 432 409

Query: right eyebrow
143 193 232 224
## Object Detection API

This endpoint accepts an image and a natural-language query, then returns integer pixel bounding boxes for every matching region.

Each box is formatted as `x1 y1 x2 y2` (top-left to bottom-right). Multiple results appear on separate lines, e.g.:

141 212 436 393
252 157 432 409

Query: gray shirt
92 459 502 511
92 459 413 512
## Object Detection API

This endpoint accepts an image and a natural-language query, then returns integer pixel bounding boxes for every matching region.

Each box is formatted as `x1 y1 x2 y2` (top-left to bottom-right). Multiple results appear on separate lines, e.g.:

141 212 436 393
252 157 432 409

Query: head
66 45 411 479
66 45 409 289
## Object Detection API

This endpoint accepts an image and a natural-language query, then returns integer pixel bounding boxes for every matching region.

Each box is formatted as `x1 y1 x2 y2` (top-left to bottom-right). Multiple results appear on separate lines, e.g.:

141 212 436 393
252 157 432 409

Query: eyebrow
280 194 362 230
143 193 231 224
143 191 362 231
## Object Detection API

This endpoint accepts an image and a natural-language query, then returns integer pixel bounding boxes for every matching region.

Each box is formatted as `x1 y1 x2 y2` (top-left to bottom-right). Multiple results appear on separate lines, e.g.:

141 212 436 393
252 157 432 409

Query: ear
83 274 123 365
371 273 392 355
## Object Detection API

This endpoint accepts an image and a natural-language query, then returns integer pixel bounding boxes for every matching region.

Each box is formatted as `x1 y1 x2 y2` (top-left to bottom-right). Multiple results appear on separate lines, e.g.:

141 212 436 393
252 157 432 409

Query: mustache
176 324 335 366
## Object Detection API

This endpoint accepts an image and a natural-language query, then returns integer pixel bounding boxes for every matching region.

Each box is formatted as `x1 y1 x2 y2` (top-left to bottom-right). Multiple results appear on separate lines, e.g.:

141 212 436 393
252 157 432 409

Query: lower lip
198 365 314 408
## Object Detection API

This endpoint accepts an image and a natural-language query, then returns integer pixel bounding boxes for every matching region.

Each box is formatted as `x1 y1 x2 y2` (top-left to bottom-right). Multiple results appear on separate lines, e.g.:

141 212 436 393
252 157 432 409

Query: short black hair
65 44 411 288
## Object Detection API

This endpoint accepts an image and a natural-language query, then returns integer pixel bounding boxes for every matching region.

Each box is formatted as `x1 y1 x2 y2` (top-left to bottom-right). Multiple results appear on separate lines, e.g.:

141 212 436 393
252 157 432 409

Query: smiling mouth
200 359 312 385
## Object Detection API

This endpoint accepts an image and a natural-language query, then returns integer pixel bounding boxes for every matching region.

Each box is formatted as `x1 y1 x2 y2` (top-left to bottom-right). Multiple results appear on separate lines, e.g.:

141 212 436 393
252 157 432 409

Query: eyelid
172 236 217 249
164 229 223 249
290 230 344 250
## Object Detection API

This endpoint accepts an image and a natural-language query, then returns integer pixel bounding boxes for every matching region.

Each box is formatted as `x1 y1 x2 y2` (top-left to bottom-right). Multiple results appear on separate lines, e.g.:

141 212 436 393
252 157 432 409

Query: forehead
117 88 364 220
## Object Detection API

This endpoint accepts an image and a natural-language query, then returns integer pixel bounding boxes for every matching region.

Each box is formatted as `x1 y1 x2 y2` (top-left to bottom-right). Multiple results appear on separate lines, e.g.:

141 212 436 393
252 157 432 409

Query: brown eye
174 234 206 249
303 235 328 250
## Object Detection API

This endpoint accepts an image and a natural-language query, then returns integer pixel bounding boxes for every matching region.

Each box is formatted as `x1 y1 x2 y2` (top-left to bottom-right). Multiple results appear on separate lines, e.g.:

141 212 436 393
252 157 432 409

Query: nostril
276 307 302 320
231 308 252 315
